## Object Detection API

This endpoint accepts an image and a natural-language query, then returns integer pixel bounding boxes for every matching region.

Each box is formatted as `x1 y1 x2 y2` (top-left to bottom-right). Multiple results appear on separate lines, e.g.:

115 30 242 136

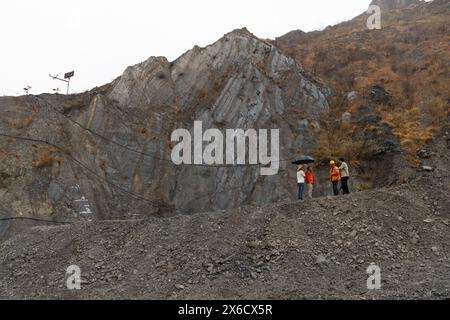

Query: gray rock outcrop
0 28 330 229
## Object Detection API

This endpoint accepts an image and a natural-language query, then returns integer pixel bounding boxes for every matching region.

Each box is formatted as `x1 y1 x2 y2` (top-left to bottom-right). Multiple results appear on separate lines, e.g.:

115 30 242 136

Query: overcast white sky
1 0 373 96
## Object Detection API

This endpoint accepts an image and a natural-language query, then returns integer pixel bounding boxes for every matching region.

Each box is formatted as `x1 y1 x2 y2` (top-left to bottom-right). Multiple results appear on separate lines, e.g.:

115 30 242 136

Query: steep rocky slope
0 28 330 231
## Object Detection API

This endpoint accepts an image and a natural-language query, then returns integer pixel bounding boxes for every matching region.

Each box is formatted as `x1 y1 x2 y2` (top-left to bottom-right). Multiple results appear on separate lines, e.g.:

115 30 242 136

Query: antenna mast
49 71 75 94
23 86 32 95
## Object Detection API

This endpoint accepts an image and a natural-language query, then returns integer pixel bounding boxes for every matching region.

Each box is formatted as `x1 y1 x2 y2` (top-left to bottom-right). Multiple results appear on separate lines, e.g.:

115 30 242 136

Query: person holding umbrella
297 165 306 200
292 156 315 201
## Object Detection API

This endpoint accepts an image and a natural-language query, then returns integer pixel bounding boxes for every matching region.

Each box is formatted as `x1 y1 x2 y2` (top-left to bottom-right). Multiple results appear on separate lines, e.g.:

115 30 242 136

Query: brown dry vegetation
275 1 450 164
312 95 365 165
33 146 59 169
377 104 435 158
11 115 34 130
0 149 8 161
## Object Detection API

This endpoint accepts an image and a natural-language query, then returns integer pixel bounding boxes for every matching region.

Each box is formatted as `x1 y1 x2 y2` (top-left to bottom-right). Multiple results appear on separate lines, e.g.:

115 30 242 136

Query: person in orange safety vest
329 160 341 196
305 166 314 199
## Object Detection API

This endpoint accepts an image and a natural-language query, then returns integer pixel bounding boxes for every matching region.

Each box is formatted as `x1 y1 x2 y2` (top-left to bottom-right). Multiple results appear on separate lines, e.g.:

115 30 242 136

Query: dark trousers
341 177 350 194
298 183 305 200
332 181 339 196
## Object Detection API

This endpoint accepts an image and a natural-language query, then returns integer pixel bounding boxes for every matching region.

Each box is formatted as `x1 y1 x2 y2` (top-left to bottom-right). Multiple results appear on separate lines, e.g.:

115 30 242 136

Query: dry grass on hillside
276 1 450 164
33 146 60 169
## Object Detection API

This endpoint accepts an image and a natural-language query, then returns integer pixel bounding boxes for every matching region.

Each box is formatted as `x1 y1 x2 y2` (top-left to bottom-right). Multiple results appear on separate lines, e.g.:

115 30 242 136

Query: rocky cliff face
0 28 330 230
370 0 422 11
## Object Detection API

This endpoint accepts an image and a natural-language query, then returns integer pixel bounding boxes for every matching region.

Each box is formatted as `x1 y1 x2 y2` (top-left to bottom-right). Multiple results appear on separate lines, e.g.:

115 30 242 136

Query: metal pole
49 72 74 95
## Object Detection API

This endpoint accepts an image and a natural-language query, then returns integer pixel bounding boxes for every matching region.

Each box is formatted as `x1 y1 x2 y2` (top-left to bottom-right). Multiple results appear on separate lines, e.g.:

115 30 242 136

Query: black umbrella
291 156 315 165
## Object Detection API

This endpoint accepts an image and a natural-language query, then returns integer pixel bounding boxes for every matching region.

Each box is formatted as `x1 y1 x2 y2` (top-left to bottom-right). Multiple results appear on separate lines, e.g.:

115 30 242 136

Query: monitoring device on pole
49 71 75 94
64 71 75 79
23 86 32 95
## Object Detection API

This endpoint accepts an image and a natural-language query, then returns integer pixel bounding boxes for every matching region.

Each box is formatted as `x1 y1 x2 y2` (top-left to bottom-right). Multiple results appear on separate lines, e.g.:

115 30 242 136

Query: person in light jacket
297 165 306 200
339 158 350 195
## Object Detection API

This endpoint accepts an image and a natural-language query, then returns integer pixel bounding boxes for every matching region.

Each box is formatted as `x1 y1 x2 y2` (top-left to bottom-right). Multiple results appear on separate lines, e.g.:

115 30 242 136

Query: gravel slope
1 174 449 300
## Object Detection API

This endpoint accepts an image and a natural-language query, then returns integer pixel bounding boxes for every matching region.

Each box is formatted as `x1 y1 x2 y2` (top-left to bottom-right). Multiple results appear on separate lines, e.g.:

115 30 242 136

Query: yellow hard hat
329 160 335 165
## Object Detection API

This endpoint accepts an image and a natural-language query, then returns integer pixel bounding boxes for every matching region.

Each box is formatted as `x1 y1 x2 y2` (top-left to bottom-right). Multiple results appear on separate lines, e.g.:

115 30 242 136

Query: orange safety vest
305 171 314 184
330 166 341 182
